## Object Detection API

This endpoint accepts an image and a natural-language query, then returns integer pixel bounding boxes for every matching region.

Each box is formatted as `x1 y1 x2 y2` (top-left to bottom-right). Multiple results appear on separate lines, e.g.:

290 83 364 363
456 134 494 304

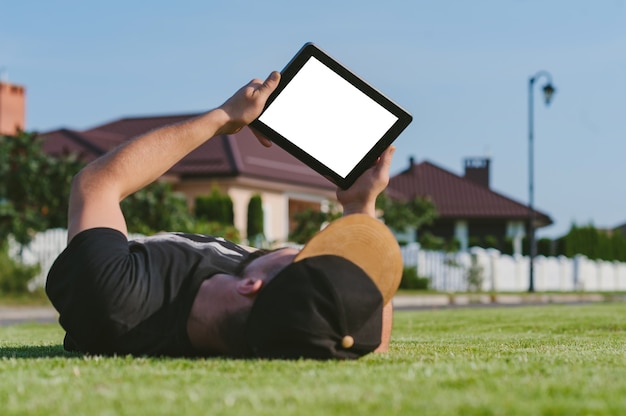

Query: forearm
341 201 376 217
74 71 281 204
79 109 229 201
374 302 393 353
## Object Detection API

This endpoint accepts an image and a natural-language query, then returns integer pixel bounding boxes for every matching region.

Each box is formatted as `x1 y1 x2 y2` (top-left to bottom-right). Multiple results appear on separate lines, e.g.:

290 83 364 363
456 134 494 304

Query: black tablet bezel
249 42 412 189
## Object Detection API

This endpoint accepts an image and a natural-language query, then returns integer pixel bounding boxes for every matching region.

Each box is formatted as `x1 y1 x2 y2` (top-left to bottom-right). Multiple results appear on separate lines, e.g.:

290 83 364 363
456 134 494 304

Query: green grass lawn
1 303 625 415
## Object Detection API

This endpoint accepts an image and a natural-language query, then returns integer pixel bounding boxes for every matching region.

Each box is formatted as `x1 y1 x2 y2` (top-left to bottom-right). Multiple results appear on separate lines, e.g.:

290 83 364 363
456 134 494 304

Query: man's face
187 247 301 355
241 247 299 286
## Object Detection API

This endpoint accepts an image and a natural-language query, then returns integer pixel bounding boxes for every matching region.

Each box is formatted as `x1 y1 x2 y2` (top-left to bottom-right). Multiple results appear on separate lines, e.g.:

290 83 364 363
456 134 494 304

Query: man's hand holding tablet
250 43 412 189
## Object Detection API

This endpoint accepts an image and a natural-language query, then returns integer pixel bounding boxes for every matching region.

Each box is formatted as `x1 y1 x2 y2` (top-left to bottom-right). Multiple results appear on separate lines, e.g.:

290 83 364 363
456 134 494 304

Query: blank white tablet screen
258 57 398 178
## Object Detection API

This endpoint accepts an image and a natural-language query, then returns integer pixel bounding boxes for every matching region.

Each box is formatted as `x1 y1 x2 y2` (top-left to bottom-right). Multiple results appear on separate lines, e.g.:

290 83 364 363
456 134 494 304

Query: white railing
401 243 626 292
8 229 68 290
8 230 626 292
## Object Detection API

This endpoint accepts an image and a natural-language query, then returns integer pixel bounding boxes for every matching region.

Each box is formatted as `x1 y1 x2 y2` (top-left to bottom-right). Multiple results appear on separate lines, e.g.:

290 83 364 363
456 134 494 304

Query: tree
0 131 84 247
187 186 240 242
195 186 234 225
122 182 241 241
121 181 194 235
289 207 341 244
560 223 626 262
376 193 438 234
246 194 264 243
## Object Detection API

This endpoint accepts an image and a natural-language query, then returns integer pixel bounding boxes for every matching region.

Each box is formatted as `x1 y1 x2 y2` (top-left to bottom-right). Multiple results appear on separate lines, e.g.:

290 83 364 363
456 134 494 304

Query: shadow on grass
0 344 82 359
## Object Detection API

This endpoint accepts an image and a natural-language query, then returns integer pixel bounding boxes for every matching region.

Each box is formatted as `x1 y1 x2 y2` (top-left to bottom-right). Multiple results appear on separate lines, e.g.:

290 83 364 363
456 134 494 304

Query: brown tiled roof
233 128 332 184
40 113 335 190
388 160 552 226
41 129 105 162
84 114 198 141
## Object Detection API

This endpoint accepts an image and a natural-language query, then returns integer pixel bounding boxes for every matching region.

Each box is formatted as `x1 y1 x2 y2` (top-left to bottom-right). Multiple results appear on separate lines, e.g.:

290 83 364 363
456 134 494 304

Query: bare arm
374 302 393 353
336 146 395 217
336 146 396 352
67 72 281 242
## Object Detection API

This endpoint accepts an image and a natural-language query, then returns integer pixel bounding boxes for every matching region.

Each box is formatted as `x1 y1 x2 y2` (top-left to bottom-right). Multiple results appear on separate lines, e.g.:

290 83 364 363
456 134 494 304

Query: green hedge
246 194 264 243
195 186 234 226
400 266 429 290
0 243 40 295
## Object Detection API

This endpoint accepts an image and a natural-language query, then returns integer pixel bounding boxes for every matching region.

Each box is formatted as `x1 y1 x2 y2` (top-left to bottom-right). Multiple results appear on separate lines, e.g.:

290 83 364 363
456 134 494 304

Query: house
387 156 552 254
4 82 554 248
41 114 337 243
40 119 552 251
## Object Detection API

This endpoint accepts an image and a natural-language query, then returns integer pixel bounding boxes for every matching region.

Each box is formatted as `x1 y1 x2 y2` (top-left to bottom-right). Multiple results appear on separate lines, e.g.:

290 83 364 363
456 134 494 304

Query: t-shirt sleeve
46 228 139 352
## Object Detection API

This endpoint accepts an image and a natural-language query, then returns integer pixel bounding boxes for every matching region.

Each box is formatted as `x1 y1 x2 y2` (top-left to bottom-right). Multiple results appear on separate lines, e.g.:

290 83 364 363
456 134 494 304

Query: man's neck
186 278 229 354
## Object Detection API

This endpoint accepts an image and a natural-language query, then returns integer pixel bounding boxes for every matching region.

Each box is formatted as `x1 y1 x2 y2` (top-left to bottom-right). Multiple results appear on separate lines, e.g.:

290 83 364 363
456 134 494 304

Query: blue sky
1 0 624 238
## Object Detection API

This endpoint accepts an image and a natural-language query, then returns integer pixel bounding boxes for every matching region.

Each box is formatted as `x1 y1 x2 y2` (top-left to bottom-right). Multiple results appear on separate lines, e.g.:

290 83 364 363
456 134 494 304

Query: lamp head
542 83 555 105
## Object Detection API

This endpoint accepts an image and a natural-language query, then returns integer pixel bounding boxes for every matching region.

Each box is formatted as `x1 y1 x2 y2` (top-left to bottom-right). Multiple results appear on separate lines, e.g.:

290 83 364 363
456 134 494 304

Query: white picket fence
401 243 626 292
7 229 141 290
8 229 626 292
8 229 68 290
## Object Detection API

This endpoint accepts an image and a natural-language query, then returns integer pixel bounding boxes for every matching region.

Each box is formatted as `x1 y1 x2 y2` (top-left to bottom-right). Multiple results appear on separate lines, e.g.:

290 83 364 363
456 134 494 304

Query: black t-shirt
45 228 250 356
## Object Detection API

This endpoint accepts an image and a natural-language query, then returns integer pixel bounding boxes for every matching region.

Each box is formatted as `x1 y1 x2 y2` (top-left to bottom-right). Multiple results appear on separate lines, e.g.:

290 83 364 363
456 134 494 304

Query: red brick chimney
463 157 490 188
0 80 26 136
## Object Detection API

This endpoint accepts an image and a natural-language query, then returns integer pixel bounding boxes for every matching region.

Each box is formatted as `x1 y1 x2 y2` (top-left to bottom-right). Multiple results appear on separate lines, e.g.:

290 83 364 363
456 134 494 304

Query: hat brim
294 214 402 304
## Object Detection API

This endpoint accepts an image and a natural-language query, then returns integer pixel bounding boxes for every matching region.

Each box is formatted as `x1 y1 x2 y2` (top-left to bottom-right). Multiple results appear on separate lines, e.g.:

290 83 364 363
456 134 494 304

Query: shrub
122 182 193 234
468 236 481 249
466 253 484 292
418 232 446 251
0 243 40 295
445 237 461 253
483 235 499 250
188 220 241 244
289 208 341 244
502 238 514 255
537 238 553 256
559 223 626 261
195 186 234 226
247 194 264 244
400 266 429 290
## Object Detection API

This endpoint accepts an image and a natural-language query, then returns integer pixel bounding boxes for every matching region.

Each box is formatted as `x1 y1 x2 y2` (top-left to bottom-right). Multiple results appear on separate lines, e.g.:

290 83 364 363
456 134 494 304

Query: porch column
455 220 468 251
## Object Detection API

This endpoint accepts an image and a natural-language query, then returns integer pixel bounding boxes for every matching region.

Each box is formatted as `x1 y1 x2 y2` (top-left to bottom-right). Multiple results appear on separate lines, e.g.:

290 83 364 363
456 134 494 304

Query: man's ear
236 278 263 297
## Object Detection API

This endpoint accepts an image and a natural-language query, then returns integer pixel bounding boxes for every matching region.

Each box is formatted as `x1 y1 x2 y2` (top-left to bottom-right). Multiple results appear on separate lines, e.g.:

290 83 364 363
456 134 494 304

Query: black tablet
250 42 412 189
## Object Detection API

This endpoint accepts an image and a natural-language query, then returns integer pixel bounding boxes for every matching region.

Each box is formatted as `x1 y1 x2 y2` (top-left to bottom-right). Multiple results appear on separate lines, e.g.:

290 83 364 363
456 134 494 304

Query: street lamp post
528 71 555 293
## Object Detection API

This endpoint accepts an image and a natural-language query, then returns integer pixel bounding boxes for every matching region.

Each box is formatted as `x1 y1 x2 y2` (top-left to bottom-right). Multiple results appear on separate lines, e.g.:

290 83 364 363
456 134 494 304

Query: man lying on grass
45 71 402 359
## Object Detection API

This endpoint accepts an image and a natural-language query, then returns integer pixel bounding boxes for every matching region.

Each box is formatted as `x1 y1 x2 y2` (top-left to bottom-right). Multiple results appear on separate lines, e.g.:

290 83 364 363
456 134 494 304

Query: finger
258 71 281 96
373 146 395 173
250 127 273 147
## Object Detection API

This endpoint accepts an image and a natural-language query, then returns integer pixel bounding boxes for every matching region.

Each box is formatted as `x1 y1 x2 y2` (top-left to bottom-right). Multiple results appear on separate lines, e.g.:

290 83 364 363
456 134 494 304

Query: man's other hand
337 146 395 217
